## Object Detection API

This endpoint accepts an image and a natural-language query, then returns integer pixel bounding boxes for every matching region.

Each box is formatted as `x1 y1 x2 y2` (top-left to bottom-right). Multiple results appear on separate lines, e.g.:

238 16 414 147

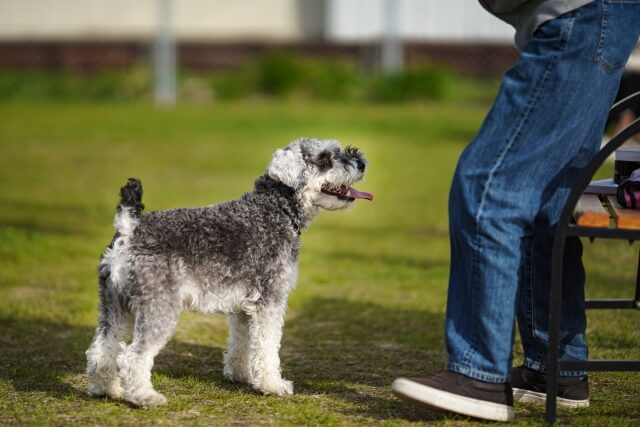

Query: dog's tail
114 178 144 235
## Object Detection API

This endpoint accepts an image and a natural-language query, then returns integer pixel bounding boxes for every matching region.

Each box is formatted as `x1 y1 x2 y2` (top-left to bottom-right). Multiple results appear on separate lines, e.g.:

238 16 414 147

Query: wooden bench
575 193 640 230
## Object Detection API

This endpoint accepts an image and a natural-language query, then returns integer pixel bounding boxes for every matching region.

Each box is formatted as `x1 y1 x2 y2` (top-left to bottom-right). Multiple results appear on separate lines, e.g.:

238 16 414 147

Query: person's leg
515 7 640 405
393 1 640 420
513 178 591 408
446 0 640 384
517 0 640 382
517 202 589 378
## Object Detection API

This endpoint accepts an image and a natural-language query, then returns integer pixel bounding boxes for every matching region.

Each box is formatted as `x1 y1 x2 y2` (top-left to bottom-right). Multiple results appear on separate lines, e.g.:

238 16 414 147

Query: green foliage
299 59 359 100
210 68 257 100
0 66 152 102
368 65 452 102
212 52 452 102
211 52 359 101
255 51 303 96
0 52 468 103
0 70 66 101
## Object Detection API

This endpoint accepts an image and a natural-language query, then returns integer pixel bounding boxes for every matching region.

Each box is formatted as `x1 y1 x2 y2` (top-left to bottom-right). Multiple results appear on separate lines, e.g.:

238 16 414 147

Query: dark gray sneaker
511 365 589 408
392 371 515 422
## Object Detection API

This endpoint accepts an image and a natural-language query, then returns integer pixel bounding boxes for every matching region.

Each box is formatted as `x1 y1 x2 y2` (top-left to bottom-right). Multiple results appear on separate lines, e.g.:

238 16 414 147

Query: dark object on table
614 147 640 184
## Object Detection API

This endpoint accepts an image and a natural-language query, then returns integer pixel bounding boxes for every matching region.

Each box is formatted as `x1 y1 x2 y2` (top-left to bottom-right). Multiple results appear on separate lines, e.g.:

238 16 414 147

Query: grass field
0 100 639 426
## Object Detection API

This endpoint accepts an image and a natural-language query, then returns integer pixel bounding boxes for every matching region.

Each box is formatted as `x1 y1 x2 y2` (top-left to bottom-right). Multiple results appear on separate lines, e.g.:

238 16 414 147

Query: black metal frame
546 91 640 424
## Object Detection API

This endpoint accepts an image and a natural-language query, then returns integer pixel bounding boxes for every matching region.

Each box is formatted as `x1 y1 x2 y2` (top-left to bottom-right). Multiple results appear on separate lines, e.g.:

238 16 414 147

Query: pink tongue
348 186 374 201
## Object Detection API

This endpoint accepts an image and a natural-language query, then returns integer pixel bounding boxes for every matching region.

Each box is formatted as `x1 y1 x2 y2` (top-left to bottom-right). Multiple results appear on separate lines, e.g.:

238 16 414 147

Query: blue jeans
446 0 640 383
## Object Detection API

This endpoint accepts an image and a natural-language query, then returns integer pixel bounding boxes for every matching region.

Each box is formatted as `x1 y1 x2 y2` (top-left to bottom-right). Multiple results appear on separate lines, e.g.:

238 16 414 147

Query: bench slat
575 194 610 227
607 196 640 230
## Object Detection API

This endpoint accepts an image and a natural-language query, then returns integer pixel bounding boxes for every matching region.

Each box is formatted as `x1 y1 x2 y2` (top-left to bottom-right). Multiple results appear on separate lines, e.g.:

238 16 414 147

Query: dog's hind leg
117 266 180 407
247 300 293 396
117 305 179 407
86 274 132 399
223 312 252 384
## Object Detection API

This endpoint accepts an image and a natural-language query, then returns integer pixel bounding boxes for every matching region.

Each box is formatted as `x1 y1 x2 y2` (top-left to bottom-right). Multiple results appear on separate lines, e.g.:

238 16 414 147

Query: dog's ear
267 147 306 189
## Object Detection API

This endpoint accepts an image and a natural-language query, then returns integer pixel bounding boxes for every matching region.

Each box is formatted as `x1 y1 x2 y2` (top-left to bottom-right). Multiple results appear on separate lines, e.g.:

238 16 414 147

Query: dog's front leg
247 300 293 396
223 312 252 384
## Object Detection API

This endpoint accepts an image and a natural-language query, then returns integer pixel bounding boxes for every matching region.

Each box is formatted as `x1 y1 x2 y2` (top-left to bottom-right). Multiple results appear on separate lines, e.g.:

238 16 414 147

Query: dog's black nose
356 159 366 172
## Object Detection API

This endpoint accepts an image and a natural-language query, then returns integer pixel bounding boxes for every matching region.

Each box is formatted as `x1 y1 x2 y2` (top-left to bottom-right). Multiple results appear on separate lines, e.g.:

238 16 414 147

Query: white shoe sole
392 377 515 422
513 387 589 408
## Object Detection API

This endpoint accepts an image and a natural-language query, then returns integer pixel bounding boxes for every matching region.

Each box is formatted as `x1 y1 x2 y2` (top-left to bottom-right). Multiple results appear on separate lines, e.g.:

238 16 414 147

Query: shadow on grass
0 316 93 399
0 297 450 422
0 316 237 400
284 297 449 422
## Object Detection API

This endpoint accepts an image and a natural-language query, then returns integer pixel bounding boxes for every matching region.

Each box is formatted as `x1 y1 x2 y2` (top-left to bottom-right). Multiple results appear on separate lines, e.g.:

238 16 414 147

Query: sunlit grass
0 101 638 425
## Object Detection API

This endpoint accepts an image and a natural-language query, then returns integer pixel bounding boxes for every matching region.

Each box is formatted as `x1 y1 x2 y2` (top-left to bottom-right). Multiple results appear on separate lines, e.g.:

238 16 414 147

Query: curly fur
85 138 370 407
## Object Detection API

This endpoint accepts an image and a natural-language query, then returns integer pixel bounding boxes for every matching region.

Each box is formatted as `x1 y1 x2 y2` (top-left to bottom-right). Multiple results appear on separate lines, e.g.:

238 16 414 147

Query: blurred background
3 1 640 425
0 0 516 104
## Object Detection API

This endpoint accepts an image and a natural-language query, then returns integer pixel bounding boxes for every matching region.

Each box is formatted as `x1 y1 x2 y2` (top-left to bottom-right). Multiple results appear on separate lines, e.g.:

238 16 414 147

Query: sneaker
511 365 589 408
392 371 515 422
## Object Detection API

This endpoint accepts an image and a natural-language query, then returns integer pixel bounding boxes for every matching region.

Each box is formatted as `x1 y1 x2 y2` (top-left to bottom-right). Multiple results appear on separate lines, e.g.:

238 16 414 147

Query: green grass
0 100 638 426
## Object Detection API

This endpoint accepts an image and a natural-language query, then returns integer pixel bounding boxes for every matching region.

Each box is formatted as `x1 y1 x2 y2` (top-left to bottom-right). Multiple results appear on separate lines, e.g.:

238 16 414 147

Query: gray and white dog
85 138 372 407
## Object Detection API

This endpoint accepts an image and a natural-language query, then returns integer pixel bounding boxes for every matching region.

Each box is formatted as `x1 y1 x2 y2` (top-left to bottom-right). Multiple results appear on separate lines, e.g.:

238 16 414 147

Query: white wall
326 0 515 43
0 0 307 41
0 0 515 43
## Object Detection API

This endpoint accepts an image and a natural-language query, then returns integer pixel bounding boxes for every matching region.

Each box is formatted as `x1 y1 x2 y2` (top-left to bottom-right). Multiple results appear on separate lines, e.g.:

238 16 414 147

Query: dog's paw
88 384 106 398
106 384 124 399
255 378 294 396
88 381 124 399
126 389 167 408
223 361 251 384
223 369 250 384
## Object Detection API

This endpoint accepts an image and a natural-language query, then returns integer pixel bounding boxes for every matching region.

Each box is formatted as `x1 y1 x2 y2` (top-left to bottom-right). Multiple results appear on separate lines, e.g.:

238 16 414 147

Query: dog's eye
315 150 333 170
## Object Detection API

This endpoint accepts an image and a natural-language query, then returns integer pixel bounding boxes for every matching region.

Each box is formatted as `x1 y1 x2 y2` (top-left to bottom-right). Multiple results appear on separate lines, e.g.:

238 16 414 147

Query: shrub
0 56 459 103
368 65 452 102
0 67 152 102
0 70 66 101
299 59 358 100
210 52 359 101
211 69 257 101
255 51 303 97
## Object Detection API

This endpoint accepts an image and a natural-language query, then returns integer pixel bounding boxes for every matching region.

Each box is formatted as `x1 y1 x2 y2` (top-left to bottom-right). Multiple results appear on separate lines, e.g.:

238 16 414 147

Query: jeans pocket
525 5 583 60
595 0 640 73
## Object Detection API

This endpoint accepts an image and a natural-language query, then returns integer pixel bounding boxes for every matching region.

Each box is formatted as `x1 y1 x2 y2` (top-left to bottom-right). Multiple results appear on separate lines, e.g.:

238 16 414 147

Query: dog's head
267 138 373 210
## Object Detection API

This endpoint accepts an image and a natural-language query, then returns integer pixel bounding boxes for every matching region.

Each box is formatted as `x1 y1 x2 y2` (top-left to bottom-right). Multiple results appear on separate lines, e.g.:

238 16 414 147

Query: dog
85 138 373 407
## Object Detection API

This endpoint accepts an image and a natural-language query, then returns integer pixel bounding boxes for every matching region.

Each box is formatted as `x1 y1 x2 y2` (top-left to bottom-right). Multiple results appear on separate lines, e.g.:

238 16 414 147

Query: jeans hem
524 357 587 377
447 362 508 383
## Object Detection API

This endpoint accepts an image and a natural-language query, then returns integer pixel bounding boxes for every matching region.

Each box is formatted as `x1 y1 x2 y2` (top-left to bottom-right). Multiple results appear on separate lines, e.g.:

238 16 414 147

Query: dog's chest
179 279 256 314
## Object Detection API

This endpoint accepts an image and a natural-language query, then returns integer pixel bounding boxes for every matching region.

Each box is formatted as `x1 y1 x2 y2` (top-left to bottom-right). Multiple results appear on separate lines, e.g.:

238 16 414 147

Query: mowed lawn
0 101 639 426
